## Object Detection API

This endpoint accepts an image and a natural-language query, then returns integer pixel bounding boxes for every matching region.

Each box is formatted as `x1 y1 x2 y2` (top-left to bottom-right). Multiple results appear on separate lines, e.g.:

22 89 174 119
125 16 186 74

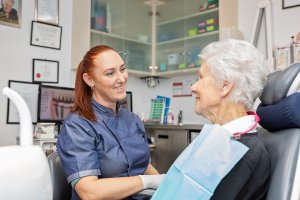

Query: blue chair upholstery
257 93 300 131
257 63 300 200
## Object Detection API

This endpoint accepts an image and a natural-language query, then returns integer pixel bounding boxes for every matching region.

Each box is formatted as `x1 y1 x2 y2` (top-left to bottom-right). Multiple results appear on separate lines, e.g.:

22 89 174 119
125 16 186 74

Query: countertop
144 123 203 130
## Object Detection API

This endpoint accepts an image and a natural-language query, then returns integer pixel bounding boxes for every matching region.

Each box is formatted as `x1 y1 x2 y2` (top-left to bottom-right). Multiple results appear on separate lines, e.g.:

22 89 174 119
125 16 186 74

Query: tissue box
36 132 55 139
34 123 56 139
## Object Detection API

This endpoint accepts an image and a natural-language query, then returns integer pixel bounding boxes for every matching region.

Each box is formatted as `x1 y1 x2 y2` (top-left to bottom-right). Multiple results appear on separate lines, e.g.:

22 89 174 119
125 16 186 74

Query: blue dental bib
151 124 249 200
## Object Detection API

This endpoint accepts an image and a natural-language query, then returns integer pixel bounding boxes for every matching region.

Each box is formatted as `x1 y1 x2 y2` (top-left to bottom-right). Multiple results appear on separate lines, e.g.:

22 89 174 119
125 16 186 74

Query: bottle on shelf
167 107 175 124
177 108 183 125
290 36 295 64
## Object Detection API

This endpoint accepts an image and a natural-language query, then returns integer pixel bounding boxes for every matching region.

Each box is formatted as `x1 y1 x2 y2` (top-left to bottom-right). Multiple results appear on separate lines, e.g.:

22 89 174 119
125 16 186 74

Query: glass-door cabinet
156 0 219 77
90 0 152 77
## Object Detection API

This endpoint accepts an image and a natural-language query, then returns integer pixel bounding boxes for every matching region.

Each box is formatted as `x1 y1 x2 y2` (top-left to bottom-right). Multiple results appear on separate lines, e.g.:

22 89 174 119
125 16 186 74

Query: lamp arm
2 87 33 146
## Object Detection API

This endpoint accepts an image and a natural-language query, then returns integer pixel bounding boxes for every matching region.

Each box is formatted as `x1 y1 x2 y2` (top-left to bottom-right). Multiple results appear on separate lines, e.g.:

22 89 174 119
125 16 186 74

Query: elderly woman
152 39 270 200
190 39 271 199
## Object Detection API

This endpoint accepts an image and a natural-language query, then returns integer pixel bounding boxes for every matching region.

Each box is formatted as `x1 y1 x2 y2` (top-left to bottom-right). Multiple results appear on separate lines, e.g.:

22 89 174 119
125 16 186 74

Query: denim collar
91 98 120 117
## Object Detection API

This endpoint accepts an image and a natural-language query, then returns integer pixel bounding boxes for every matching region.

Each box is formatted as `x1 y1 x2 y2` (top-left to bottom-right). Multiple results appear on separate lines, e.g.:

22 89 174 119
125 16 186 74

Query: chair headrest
257 92 300 131
259 63 300 105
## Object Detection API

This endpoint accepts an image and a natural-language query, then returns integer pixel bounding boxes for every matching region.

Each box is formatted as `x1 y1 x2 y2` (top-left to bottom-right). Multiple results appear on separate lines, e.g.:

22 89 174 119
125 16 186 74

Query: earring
90 85 94 90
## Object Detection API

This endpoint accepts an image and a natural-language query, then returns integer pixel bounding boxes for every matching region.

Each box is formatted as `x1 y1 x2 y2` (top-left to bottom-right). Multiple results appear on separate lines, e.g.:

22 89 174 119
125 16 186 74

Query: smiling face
83 50 128 110
191 62 223 119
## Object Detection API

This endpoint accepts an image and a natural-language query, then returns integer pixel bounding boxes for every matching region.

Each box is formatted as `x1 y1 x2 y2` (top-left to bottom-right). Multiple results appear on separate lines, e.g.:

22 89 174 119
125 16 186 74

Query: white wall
0 1 73 146
238 0 300 109
238 0 300 52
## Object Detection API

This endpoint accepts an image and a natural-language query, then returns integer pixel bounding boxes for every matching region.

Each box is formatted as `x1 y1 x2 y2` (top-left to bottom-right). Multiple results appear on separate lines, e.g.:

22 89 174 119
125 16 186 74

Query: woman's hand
144 163 159 175
139 174 166 189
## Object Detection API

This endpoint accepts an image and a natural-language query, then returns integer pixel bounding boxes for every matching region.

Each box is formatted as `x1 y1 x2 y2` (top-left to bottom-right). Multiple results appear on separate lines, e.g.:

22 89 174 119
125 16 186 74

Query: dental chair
47 150 155 200
256 63 300 200
48 151 72 200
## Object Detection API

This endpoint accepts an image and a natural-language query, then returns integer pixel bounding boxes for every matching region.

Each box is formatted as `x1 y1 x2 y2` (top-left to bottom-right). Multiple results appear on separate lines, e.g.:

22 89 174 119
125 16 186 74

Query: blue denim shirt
57 99 150 200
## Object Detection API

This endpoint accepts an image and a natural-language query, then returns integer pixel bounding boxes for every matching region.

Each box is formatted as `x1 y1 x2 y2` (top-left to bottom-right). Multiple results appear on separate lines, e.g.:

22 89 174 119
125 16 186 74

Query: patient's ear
83 73 94 87
220 81 234 97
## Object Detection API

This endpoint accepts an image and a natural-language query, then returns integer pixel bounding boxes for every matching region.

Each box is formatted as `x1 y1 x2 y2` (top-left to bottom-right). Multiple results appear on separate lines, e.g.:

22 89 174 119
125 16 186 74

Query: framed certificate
30 21 62 50
7 80 39 124
282 0 300 9
33 59 59 83
35 0 59 25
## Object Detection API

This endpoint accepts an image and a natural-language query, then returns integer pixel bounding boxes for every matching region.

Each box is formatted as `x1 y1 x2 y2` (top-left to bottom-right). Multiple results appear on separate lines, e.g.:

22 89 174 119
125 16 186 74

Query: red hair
71 45 117 121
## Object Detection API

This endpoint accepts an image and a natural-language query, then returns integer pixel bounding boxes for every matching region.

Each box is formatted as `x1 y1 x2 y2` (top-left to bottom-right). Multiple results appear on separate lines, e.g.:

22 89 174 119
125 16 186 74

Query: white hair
199 39 268 109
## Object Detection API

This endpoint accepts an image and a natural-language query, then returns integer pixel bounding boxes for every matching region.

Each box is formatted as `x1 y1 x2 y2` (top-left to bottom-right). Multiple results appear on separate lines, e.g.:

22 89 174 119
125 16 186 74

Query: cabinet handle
118 51 130 55
158 135 169 139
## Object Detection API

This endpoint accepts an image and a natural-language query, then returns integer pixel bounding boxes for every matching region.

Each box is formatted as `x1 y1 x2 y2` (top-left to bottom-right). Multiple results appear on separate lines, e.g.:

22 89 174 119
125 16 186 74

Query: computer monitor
38 85 75 123
119 91 133 112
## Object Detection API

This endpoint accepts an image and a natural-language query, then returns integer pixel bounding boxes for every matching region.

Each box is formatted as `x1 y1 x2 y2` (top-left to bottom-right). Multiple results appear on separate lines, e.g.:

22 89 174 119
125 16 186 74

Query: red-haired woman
57 45 164 200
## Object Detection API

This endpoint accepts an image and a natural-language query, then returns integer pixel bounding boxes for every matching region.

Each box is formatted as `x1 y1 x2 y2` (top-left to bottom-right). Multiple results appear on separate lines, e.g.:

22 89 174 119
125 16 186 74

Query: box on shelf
197 21 207 34
159 63 167 71
34 123 56 139
206 17 218 25
178 63 186 69
188 28 198 37
206 25 216 32
199 1 208 11
198 28 206 34
207 0 218 9
168 53 178 65
197 21 206 28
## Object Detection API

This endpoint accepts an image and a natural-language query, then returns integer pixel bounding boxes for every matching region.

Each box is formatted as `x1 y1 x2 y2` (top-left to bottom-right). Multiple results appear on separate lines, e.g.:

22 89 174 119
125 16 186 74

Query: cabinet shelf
128 69 151 78
91 29 151 45
157 8 219 26
156 67 200 78
157 30 219 46
127 68 200 78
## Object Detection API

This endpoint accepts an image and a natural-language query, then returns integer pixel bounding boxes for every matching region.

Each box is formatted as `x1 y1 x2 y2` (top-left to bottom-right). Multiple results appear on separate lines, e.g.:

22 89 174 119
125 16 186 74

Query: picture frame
33 59 59 83
0 0 22 28
35 0 59 25
293 43 300 63
7 80 39 124
282 0 300 9
30 21 62 50
119 91 133 112
275 46 291 71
